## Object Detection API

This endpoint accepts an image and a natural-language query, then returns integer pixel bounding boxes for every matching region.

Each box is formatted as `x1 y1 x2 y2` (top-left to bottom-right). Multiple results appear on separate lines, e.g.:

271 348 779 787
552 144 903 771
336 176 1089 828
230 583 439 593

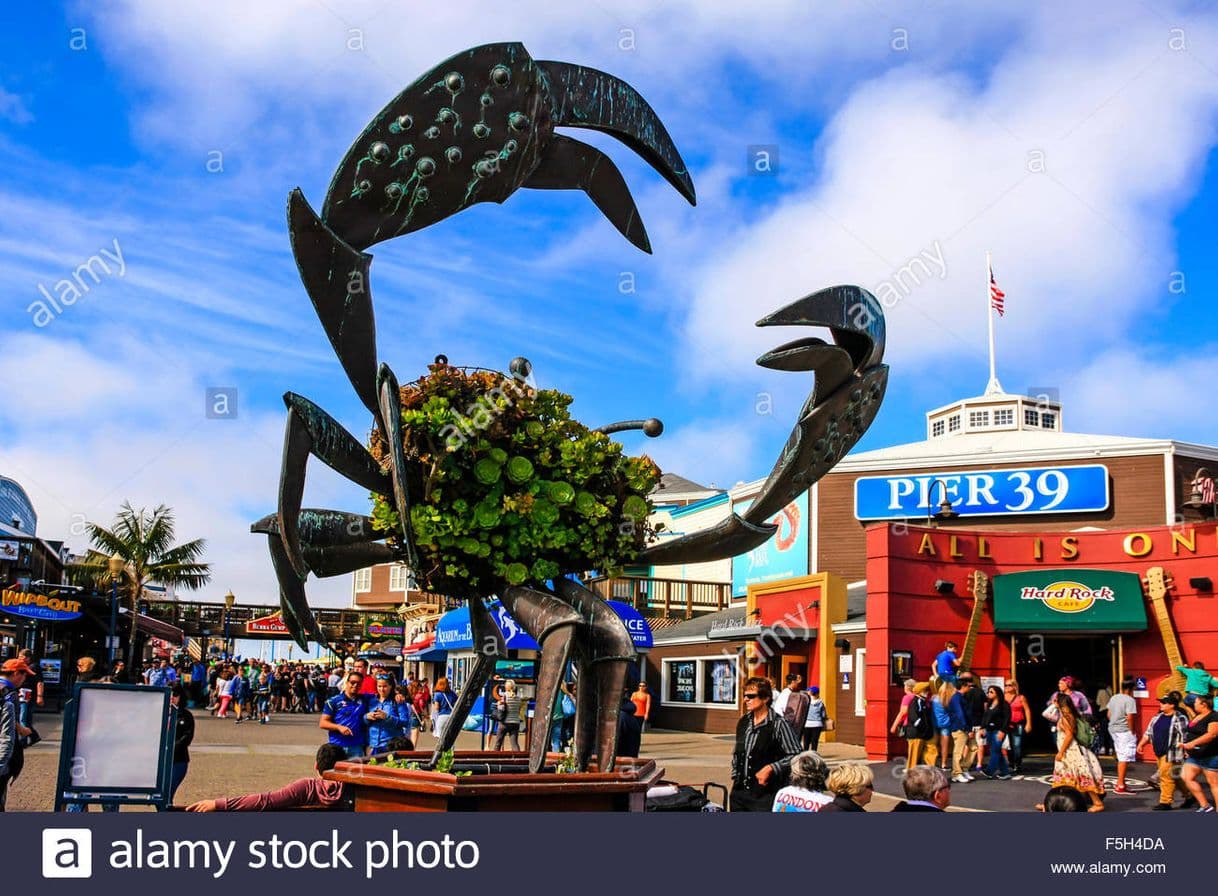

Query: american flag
989 261 1005 317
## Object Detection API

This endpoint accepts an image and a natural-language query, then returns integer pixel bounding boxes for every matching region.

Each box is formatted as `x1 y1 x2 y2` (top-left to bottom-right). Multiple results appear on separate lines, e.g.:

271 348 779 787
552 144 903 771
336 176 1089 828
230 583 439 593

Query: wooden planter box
324 752 663 812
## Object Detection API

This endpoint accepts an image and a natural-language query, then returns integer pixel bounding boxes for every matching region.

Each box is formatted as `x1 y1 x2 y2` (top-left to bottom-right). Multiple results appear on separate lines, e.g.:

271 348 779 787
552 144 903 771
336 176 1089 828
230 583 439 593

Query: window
353 567 372 593
931 420 945 437
389 564 412 591
854 648 867 717
948 415 961 433
968 410 990 427
662 655 740 708
1041 412 1056 429
1024 408 1039 427
993 408 1014 426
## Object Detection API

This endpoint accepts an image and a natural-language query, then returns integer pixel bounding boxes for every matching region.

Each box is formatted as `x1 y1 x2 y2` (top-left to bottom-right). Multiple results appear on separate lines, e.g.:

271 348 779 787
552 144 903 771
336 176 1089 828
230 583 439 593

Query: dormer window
1024 408 1039 427
1041 412 1056 429
931 420 945 437
968 411 990 428
994 408 1013 426
948 415 961 433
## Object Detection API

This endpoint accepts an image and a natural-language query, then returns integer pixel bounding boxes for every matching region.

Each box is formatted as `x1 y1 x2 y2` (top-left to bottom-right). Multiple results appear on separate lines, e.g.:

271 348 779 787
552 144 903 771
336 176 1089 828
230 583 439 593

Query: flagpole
985 250 1001 395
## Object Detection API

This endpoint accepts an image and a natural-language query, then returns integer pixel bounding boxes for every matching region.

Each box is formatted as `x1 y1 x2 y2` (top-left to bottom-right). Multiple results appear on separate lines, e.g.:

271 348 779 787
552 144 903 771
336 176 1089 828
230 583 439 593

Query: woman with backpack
903 682 936 768
1050 691 1105 811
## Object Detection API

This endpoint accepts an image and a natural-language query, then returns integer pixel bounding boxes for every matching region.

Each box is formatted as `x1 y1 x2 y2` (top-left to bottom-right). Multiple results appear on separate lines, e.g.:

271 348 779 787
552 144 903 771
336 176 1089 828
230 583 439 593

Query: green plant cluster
368 749 471 776
369 363 660 596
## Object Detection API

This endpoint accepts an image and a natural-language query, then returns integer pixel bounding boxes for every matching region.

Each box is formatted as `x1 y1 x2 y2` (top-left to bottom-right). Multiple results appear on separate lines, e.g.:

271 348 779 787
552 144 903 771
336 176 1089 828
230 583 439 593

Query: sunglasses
743 693 761 700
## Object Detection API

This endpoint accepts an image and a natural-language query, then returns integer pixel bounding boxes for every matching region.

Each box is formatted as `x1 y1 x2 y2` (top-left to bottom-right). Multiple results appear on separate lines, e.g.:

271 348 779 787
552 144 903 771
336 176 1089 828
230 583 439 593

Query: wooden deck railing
584 576 732 619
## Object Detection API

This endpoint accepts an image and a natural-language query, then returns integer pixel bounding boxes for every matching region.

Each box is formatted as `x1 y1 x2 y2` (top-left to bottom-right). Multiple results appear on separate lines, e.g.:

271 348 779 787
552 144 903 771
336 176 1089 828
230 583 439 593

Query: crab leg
288 189 382 419
638 512 777 566
428 597 504 767
277 394 392 581
252 510 394 649
376 364 418 569
745 285 889 524
500 584 583 772
552 578 636 772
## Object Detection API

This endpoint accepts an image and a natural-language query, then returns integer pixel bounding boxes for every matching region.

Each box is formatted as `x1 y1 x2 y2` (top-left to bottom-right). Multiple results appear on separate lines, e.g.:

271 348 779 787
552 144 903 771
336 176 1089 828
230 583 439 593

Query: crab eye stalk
596 418 663 438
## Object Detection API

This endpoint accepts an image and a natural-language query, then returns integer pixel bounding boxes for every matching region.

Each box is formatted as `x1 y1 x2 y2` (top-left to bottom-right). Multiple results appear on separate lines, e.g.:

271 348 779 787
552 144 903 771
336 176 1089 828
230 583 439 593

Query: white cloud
677 8 1218 394
0 331 365 608
0 87 32 125
1061 349 1218 443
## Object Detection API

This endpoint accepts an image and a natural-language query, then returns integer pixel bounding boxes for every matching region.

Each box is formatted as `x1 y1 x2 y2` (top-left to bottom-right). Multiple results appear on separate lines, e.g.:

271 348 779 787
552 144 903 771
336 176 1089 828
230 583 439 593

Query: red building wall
865 522 1218 759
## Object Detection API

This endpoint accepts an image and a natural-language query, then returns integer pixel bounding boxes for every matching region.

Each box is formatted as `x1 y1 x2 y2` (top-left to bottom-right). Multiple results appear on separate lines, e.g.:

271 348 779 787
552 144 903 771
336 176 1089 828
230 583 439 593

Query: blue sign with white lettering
854 464 1110 520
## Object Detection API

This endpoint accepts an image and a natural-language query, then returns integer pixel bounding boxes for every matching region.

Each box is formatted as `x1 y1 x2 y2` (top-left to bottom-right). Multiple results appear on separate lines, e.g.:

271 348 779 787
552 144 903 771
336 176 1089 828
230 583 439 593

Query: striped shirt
732 708 802 785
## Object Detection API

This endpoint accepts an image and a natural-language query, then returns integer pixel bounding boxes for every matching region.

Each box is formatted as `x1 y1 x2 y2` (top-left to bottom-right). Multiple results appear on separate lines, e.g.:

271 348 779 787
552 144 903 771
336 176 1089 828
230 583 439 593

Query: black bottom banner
5 812 1208 894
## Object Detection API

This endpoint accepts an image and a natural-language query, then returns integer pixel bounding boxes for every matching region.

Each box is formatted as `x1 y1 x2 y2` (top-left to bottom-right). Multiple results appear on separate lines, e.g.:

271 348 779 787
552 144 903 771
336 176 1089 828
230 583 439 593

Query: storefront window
666 660 697 703
662 655 740 708
703 659 737 704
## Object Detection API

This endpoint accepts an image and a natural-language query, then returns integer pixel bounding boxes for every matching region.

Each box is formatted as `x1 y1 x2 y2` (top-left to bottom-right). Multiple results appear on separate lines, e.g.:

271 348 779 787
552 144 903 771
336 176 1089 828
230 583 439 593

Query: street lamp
927 479 958 527
107 552 125 664
223 590 235 660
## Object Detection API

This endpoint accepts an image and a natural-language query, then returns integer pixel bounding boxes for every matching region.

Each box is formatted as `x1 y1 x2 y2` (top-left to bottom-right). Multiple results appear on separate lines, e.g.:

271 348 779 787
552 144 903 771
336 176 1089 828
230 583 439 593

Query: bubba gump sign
245 612 290 635
1 588 83 621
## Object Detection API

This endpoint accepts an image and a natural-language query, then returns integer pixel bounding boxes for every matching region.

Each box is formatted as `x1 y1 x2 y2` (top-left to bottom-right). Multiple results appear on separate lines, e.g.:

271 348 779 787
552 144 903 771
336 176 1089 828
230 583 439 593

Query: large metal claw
745 285 888 524
314 42 693 255
536 59 697 206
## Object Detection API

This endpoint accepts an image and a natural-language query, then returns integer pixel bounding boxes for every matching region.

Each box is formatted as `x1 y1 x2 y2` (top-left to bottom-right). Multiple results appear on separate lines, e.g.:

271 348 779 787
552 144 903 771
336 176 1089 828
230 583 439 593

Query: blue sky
2 1 1217 607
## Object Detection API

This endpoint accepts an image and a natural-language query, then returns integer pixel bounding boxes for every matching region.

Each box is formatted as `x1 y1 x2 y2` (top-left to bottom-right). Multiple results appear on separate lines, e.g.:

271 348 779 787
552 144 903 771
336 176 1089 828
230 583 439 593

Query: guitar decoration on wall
1142 566 1187 697
959 570 990 673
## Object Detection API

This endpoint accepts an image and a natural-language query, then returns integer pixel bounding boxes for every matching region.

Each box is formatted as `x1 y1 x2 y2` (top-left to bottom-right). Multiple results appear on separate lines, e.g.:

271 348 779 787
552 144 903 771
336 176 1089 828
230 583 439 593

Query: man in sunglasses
730 677 801 811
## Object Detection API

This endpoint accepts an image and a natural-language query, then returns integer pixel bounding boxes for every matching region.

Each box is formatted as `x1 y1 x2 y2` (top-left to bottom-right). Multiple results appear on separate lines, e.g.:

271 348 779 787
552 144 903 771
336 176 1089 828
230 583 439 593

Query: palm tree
70 502 210 670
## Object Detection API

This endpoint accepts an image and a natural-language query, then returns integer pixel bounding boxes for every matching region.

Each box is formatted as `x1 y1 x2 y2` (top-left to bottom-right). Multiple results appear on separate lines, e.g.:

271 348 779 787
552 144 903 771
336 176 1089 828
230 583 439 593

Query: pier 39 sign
854 464 1109 521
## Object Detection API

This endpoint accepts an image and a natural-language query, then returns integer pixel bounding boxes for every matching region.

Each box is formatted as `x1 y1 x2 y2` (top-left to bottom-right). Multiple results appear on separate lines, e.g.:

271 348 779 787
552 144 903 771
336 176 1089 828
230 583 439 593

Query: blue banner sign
732 492 809 597
854 464 1110 521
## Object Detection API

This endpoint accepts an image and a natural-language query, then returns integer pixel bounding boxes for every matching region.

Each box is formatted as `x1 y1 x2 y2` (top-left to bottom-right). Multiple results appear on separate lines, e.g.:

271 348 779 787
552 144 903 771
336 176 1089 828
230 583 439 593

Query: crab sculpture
251 42 888 775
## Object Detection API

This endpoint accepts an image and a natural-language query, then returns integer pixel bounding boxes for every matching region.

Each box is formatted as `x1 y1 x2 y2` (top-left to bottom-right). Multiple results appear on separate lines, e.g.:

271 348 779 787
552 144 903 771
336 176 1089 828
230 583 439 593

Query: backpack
783 690 811 730
1074 715 1095 749
906 696 934 740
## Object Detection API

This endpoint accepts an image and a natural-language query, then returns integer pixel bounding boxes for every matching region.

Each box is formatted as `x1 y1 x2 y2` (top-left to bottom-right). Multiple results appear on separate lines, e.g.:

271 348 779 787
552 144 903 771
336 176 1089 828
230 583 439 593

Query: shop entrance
1011 634 1118 753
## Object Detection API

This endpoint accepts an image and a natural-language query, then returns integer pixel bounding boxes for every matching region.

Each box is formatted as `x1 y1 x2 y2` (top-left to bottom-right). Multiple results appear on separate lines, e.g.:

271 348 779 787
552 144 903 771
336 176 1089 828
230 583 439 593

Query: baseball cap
1 658 36 676
1158 693 1179 706
810 686 820 694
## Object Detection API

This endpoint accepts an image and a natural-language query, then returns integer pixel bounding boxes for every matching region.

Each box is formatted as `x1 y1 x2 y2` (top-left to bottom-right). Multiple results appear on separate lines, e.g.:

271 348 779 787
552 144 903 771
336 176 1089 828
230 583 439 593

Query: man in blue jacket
320 671 369 758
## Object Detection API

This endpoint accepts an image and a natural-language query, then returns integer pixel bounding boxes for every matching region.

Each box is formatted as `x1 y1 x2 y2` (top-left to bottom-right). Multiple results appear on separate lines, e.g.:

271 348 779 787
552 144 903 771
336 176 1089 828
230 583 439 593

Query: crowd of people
727 642 1218 814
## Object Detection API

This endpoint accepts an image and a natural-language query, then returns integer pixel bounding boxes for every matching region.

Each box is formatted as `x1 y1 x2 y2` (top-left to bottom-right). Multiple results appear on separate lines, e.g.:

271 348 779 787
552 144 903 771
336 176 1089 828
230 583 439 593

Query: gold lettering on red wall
1060 536 1079 560
949 535 963 558
1123 532 1152 557
1033 537 1044 560
978 536 992 559
917 533 936 556
1172 529 1196 555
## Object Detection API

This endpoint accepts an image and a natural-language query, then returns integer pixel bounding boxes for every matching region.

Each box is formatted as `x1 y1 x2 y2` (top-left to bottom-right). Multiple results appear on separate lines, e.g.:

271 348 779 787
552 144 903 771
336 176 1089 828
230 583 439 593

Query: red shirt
215 777 347 811
631 692 651 720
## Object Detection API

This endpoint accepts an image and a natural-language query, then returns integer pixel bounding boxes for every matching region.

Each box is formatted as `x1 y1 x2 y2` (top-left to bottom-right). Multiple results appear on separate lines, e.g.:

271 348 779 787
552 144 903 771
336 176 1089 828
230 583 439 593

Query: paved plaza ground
7 707 1177 812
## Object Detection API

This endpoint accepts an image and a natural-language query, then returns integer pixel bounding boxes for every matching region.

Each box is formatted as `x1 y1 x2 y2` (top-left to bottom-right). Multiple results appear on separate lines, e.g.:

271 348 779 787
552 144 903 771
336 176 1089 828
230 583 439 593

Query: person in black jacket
819 762 874 812
892 764 952 812
169 684 195 804
981 685 1012 779
730 677 801 812
617 698 643 758
957 674 985 774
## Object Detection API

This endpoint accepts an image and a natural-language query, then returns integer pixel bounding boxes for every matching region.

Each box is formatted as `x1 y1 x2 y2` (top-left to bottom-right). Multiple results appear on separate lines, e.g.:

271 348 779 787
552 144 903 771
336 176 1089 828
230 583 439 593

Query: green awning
992 569 1147 633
